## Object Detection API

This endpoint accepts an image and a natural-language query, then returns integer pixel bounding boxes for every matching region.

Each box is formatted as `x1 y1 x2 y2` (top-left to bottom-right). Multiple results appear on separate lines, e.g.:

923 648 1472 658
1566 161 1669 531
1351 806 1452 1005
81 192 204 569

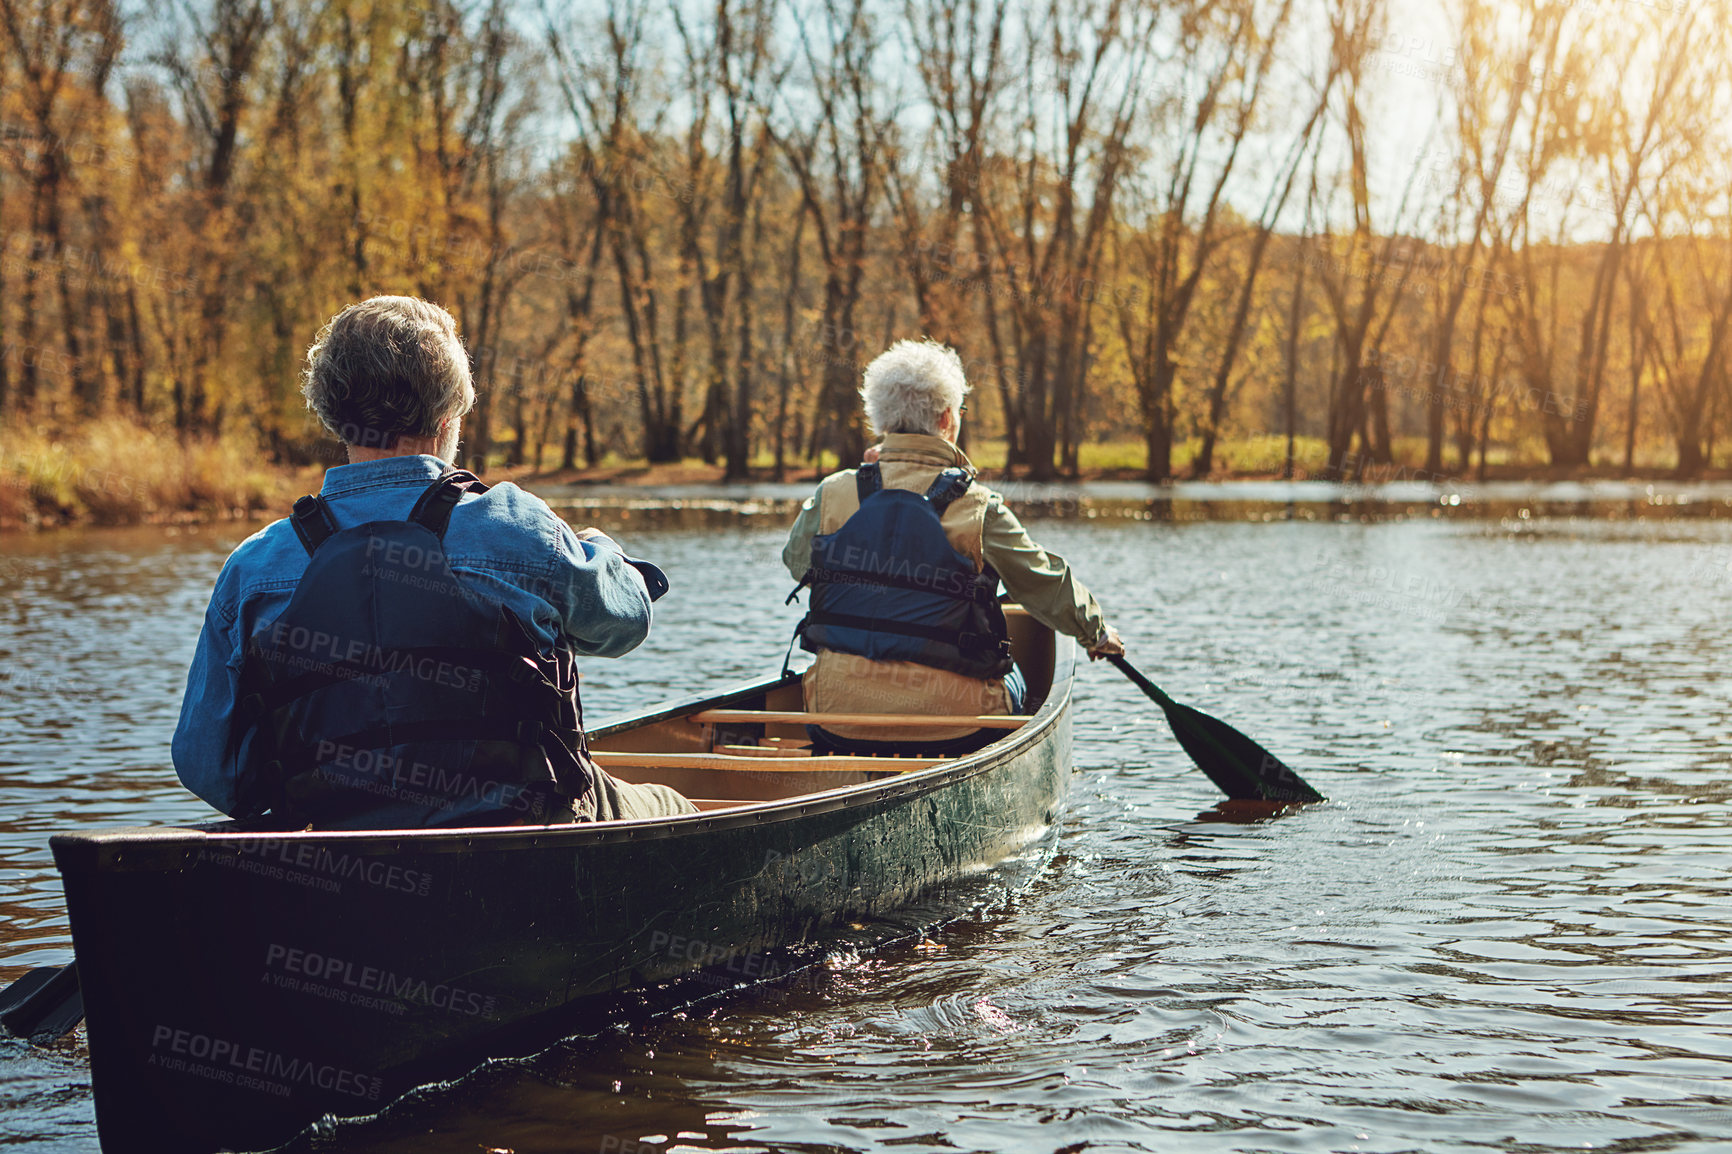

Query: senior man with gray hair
783 339 1124 755
173 295 695 828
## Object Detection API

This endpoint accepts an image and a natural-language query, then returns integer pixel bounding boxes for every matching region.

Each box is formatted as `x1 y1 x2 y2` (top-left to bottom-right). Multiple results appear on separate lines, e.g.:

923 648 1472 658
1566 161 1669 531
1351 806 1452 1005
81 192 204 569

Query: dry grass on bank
0 419 314 531
3 423 1717 533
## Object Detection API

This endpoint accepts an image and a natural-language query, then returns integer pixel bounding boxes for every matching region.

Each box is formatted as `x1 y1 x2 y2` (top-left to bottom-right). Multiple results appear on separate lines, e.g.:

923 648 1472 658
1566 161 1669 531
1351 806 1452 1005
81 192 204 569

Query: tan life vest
802 456 1009 742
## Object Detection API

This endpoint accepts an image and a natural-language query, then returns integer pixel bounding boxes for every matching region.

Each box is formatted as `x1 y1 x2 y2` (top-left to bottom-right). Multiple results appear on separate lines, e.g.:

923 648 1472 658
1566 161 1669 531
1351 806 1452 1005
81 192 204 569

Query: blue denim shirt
172 455 653 816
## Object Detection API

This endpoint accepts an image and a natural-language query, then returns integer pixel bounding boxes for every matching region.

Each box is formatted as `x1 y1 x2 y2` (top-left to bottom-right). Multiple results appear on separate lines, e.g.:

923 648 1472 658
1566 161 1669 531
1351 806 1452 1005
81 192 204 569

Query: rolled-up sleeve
982 495 1107 645
549 522 653 658
782 493 820 581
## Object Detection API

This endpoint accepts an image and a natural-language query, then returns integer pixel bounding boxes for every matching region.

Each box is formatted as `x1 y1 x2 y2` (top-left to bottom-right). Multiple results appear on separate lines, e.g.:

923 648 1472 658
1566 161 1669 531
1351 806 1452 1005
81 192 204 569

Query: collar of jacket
876 433 977 476
318 454 450 498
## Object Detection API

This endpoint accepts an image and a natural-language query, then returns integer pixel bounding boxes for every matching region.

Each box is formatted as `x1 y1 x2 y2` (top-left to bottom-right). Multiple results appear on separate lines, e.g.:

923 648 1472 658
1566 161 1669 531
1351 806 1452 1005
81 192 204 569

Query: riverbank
8 423 1732 531
0 421 317 532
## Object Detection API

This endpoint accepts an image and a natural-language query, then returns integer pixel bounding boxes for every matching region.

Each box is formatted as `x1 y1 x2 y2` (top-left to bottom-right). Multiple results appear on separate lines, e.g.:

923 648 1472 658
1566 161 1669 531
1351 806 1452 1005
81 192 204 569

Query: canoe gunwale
51 643 1076 875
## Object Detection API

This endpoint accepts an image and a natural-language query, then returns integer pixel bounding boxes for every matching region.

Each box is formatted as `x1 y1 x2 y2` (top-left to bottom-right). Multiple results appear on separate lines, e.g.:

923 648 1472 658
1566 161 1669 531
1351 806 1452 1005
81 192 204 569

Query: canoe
50 607 1074 1153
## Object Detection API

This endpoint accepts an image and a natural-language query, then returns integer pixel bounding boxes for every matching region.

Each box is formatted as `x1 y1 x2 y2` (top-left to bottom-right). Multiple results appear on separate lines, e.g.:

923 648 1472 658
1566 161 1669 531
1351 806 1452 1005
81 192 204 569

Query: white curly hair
859 339 971 437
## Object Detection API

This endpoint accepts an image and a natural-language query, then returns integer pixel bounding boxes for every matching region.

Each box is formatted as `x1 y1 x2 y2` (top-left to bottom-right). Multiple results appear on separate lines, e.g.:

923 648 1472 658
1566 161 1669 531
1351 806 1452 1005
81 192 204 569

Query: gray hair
859 340 971 437
301 296 475 448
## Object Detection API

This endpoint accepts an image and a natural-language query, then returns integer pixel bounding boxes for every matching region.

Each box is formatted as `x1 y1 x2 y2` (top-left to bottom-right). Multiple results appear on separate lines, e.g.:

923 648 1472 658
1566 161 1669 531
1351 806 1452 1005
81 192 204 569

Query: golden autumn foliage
0 0 1727 523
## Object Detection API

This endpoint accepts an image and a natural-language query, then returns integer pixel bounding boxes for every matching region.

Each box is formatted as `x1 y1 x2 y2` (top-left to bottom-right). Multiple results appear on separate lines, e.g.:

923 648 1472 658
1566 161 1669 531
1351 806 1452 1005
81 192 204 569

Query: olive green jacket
781 433 1109 647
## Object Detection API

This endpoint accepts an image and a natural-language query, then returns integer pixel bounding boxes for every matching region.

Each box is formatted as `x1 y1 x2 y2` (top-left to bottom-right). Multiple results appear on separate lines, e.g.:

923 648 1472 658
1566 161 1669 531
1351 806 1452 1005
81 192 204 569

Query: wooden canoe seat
690 710 1031 730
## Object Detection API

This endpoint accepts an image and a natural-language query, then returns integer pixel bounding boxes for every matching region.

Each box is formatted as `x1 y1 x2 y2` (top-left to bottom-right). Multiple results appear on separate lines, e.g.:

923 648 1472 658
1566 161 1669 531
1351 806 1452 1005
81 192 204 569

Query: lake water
3 503 1732 1152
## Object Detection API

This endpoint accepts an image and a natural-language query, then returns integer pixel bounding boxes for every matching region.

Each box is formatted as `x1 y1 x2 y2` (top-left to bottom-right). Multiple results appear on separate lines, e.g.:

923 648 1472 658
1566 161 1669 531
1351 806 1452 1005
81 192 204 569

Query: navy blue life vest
235 469 595 829
790 463 1013 680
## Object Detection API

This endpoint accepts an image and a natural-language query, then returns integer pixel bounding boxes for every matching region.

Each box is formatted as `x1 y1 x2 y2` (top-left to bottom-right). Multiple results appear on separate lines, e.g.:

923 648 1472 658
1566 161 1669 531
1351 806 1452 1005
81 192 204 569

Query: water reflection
4 516 1732 1152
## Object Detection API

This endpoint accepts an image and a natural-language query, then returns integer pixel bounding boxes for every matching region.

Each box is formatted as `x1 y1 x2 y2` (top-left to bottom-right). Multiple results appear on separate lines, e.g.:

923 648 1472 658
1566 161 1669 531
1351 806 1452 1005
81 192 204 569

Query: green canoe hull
52 644 1074 1152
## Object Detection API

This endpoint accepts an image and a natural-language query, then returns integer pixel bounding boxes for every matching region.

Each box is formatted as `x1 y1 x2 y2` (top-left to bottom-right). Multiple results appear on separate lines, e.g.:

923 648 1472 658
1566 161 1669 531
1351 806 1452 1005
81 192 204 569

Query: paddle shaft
1106 654 1175 710
1111 654 1244 773
1104 653 1323 804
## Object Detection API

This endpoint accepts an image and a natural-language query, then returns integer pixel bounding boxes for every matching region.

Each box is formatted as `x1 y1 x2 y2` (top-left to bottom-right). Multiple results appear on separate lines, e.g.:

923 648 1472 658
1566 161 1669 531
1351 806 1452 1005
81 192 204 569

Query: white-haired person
782 339 1124 755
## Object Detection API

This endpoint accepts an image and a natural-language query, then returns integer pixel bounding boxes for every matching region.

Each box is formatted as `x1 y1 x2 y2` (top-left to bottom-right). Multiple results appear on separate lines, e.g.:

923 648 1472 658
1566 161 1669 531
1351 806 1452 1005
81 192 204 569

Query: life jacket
234 469 595 829
790 463 1013 680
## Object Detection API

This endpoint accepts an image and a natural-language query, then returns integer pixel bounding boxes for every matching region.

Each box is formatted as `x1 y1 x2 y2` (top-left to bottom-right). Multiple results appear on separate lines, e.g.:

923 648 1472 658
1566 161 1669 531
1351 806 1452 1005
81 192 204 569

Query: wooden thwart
691 709 1030 730
590 750 943 773
716 744 815 758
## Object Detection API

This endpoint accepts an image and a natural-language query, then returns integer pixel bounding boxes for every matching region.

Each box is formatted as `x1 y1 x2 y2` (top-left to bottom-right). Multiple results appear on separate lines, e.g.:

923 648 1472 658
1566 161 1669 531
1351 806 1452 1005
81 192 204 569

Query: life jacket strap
290 495 340 556
286 467 488 556
781 617 806 679
246 644 554 715
855 461 883 503
804 609 1012 659
922 467 972 513
800 565 1000 606
408 468 490 539
856 463 971 513
279 717 583 799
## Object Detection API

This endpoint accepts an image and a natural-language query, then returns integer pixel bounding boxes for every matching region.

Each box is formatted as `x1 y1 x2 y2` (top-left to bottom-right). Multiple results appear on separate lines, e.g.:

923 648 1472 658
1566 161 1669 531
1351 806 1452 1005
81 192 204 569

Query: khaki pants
577 768 697 821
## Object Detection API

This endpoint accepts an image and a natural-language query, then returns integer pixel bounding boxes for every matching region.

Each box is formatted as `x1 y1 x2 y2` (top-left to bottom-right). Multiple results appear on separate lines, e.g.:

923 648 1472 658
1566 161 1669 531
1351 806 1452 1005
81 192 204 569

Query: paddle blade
1160 698 1324 804
0 964 83 1044
0 967 60 1019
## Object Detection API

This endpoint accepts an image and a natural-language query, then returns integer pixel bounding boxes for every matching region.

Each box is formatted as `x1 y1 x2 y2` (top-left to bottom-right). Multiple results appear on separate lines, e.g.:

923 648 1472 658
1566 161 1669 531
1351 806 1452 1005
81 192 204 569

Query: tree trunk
1141 355 1176 482
725 254 755 481
17 168 47 410
508 383 527 467
1142 380 1173 485
1326 351 1364 476
813 285 867 467
1282 257 1305 480
0 172 9 416
772 211 806 482
562 373 598 470
1623 301 1642 476
1673 298 1732 479
1367 376 1393 465
1020 341 1055 480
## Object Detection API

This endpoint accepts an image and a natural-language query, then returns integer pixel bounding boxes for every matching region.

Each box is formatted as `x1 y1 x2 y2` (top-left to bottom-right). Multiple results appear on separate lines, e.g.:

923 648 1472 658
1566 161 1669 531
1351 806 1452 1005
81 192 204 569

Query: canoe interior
584 604 1056 813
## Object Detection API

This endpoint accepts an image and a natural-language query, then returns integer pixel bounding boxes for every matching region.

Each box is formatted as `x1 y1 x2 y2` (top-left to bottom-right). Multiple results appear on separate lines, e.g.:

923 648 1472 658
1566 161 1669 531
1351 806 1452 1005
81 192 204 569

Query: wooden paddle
1106 654 1324 804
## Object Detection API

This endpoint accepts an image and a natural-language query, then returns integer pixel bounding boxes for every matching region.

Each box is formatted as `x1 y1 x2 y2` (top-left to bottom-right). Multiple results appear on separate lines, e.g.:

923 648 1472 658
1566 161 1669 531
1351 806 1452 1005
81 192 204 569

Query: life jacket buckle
952 630 1014 658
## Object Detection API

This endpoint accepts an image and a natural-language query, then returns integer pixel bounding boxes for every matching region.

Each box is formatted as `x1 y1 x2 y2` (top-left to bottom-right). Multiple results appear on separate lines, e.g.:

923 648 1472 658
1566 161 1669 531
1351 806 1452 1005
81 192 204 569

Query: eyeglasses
958 403 968 415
